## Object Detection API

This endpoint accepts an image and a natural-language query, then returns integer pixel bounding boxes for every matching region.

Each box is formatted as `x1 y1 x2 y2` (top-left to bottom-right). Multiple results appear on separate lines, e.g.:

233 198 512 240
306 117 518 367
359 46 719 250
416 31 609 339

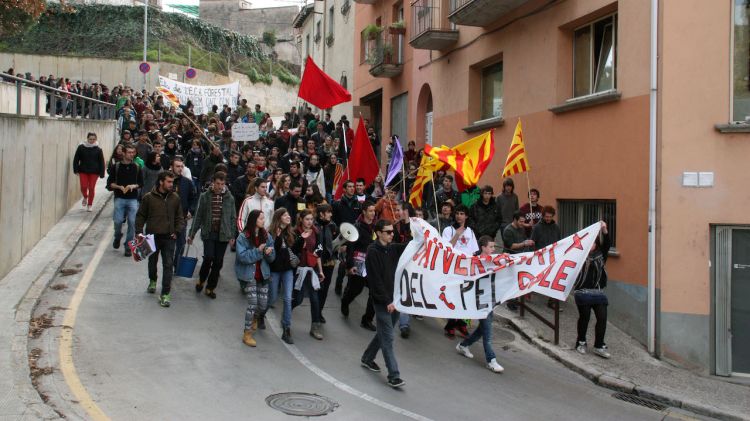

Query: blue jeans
270 270 294 328
399 313 410 329
460 312 496 362
113 198 138 245
362 303 400 381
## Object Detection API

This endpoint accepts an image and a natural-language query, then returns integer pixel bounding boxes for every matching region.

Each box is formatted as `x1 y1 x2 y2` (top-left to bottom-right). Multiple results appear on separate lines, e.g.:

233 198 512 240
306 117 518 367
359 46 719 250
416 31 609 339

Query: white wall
0 53 298 116
0 114 116 279
0 83 42 116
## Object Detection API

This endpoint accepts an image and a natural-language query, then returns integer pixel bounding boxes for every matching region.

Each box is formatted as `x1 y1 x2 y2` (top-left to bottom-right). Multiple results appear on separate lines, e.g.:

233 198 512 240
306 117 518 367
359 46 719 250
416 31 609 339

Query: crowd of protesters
68 82 612 389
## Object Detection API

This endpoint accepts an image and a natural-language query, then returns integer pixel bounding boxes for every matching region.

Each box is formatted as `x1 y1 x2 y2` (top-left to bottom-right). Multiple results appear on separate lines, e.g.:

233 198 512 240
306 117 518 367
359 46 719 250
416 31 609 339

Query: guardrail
0 73 116 120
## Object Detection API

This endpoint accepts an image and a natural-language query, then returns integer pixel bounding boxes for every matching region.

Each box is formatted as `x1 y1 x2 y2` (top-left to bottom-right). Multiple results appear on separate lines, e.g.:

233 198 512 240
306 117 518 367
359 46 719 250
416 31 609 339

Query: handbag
289 250 300 268
175 245 198 278
573 288 609 305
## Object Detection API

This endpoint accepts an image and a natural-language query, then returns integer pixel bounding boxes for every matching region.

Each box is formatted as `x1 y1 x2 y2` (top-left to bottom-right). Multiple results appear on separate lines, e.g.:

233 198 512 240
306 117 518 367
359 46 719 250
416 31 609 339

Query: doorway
360 90 383 164
715 226 750 376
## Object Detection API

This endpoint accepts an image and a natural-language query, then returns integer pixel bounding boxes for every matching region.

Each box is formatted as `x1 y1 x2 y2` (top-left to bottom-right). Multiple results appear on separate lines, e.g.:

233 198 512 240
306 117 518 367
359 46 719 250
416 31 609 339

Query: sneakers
360 320 376 331
487 359 505 373
86 205 92 212
387 378 406 388
444 328 456 339
593 345 611 359
159 294 171 308
576 341 587 354
360 359 381 372
242 329 256 347
281 328 294 344
113 235 122 249
147 280 157 294
195 281 205 293
400 326 410 339
456 343 474 359
310 322 323 340
204 289 216 299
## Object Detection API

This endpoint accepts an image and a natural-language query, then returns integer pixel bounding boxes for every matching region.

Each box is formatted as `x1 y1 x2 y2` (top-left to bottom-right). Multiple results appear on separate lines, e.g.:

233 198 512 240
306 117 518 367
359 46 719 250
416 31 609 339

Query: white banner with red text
394 219 601 319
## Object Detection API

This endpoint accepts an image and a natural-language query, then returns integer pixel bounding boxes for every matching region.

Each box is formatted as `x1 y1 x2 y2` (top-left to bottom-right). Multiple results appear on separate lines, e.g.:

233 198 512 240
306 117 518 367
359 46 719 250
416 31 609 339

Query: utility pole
143 0 148 90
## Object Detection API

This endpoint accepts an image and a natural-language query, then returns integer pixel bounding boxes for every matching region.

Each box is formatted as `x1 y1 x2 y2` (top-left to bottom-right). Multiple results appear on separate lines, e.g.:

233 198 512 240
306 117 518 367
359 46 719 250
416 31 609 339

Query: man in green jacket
135 171 185 308
189 171 237 299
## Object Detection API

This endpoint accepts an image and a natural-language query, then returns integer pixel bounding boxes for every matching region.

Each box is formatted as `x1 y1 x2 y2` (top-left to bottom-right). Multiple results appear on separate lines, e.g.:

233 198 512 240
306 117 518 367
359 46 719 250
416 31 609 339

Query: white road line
265 313 434 421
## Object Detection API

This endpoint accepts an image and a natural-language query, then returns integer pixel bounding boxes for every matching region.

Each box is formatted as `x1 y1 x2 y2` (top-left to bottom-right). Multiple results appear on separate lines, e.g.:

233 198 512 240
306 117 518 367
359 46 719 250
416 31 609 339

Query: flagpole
431 172 441 233
401 158 407 202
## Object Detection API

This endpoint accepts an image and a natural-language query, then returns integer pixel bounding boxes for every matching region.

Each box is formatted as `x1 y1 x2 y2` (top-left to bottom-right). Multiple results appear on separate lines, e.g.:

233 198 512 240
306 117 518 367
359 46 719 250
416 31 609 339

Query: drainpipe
647 0 659 355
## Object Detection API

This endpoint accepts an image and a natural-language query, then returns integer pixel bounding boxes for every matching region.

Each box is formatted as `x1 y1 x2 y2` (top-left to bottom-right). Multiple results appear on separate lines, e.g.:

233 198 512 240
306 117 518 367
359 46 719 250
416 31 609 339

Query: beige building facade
293 0 355 121
352 0 750 376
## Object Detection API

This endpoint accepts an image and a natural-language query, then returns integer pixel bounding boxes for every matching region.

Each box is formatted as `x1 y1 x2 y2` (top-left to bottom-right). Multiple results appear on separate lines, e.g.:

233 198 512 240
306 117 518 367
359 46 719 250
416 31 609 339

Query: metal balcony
448 0 529 27
353 0 377 4
410 0 459 51
368 33 404 78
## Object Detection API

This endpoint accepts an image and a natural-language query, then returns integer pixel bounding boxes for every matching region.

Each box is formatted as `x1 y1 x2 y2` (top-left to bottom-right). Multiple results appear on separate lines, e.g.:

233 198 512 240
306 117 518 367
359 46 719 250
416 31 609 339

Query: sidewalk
493 296 750 421
0 181 110 420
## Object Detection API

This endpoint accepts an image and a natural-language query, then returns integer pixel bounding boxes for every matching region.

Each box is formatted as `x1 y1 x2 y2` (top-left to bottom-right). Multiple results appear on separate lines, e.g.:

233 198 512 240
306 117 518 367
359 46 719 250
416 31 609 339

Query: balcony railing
449 0 529 27
353 0 377 4
368 32 404 78
410 0 459 50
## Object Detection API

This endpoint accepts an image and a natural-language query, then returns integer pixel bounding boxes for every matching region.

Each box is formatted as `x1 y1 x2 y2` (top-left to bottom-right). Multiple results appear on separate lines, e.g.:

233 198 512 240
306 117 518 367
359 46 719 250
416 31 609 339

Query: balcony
448 0 529 27
353 0 377 4
410 0 459 50
368 33 404 78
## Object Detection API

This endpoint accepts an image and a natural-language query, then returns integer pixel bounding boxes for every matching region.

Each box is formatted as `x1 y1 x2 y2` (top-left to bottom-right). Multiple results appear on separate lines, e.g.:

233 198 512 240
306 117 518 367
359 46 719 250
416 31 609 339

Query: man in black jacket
469 185 501 239
107 145 144 257
274 182 304 223
332 181 362 295
170 157 197 270
341 202 376 330
360 219 408 388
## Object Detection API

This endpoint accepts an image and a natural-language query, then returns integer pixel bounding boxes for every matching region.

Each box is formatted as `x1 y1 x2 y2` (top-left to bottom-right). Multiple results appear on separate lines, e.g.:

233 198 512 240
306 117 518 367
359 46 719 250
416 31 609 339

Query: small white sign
682 172 698 187
232 123 259 142
168 73 178 80
698 172 714 187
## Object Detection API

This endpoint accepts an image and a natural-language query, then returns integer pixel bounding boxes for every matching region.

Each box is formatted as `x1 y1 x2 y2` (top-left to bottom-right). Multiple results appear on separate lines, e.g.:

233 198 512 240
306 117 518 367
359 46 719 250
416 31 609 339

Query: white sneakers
87 205 93 212
487 359 504 373
576 341 611 359
456 343 474 359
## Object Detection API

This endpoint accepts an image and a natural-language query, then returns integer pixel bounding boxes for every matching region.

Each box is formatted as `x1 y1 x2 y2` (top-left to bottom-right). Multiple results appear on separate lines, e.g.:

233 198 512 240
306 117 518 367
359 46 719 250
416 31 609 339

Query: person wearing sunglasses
360 219 408 388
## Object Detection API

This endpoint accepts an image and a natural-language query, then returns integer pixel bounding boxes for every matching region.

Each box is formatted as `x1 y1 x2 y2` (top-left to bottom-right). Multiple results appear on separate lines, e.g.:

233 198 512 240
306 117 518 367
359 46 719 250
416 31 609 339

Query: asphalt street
28 203 706 421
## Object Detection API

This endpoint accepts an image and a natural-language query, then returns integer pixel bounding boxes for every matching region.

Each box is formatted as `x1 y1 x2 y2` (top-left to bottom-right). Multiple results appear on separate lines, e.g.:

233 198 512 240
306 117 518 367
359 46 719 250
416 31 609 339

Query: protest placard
232 123 260 142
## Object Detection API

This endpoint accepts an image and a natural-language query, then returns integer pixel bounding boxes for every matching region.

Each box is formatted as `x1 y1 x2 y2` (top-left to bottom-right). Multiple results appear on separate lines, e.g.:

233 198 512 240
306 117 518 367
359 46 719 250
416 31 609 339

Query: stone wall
0 115 116 279
0 83 41 116
0 53 297 116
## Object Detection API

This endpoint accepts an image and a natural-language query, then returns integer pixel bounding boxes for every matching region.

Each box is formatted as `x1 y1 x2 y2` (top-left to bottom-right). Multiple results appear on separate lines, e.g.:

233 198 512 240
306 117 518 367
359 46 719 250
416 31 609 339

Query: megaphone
332 222 359 251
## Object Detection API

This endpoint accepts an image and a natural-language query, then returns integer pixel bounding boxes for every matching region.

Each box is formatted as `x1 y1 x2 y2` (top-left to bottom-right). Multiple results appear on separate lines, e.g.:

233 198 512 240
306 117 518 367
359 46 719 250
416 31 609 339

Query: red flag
334 119 379 199
298 56 352 109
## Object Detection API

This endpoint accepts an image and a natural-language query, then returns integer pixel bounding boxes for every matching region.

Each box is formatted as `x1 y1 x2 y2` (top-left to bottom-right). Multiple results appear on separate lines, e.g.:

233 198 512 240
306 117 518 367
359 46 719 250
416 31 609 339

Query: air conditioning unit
239 0 252 10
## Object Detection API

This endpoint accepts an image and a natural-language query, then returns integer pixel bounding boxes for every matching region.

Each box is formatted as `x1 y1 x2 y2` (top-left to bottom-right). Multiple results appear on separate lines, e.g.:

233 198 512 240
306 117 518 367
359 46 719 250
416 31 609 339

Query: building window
480 62 503 120
734 0 750 121
329 6 335 35
360 30 370 64
573 14 617 98
558 199 617 249
306 33 310 57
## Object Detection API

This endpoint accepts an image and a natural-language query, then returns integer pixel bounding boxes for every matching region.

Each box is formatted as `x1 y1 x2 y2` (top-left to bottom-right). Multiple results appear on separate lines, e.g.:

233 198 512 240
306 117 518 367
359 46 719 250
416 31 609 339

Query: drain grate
612 392 668 411
266 392 339 417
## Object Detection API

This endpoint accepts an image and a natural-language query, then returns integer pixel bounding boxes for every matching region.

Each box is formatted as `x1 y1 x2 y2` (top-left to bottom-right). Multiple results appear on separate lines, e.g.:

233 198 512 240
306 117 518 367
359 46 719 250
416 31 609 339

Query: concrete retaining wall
0 114 116 279
0 53 298 116
0 83 41 116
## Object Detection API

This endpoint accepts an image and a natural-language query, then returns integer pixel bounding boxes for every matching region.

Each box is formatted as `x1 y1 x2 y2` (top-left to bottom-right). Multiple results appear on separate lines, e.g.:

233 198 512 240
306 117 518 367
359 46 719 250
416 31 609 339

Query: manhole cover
612 392 668 411
266 392 339 417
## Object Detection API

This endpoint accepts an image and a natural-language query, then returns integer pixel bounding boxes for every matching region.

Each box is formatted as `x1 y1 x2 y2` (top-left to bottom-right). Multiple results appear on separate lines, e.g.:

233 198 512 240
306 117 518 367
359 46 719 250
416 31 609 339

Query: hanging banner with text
394 219 601 319
158 76 239 115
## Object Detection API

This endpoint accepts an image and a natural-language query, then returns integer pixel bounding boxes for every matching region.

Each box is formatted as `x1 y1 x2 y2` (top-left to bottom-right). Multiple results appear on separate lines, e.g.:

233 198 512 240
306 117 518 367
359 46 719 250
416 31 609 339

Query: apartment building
352 0 750 377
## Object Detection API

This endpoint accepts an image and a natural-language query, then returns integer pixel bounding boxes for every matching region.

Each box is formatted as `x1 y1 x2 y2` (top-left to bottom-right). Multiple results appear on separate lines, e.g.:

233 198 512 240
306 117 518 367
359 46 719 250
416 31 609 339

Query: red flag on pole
297 56 352 110
334 118 379 200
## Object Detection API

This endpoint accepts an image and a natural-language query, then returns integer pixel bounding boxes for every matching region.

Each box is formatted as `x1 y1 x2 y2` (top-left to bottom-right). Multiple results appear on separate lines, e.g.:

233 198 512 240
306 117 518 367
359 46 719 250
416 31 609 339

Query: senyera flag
334 118 379 199
408 153 445 208
502 119 530 177
298 56 352 110
156 86 180 108
425 130 495 191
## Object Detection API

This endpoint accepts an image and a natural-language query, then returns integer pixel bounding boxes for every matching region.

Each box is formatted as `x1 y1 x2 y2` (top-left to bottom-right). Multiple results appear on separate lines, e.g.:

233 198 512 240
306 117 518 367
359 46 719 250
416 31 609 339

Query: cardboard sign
232 123 260 142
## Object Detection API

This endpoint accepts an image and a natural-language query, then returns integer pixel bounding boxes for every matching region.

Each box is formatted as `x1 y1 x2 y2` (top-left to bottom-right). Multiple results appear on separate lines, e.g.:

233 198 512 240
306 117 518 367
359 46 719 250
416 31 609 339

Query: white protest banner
394 219 601 319
232 123 259 142
158 76 239 115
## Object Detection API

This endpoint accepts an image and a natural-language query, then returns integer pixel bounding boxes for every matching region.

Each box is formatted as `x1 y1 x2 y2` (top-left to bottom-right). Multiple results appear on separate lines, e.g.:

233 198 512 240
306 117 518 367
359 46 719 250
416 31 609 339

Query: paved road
29 203 706 421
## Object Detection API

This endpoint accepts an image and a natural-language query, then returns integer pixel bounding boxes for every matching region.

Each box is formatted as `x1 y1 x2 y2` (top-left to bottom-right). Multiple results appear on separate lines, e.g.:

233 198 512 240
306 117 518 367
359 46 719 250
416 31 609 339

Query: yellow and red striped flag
502 119 530 177
409 153 445 208
156 86 180 108
424 130 495 191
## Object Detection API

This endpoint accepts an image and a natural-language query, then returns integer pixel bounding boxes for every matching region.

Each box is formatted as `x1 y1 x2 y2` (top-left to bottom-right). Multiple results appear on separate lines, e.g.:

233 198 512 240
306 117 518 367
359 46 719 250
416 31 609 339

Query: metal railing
0 73 116 120
369 32 405 67
449 0 473 13
411 0 452 38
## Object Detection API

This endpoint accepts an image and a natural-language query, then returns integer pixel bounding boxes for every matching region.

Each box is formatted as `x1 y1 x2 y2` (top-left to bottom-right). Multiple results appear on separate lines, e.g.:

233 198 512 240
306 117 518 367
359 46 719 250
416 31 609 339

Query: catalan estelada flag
156 86 180 108
424 130 495 191
409 154 445 208
502 119 530 177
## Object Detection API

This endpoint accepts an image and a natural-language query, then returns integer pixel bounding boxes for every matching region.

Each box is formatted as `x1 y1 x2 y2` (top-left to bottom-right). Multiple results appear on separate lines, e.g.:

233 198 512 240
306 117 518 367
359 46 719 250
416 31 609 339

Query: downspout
647 0 659 355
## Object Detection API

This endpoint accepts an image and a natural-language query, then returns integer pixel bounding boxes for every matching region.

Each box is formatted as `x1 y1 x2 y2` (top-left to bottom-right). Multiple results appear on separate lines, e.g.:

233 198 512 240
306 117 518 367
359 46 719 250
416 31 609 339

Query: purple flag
385 136 404 187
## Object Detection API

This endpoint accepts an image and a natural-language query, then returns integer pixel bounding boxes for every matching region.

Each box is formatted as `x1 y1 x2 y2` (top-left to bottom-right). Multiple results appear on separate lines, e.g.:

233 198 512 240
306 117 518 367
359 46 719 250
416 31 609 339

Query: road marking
265 313 434 421
59 230 113 421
